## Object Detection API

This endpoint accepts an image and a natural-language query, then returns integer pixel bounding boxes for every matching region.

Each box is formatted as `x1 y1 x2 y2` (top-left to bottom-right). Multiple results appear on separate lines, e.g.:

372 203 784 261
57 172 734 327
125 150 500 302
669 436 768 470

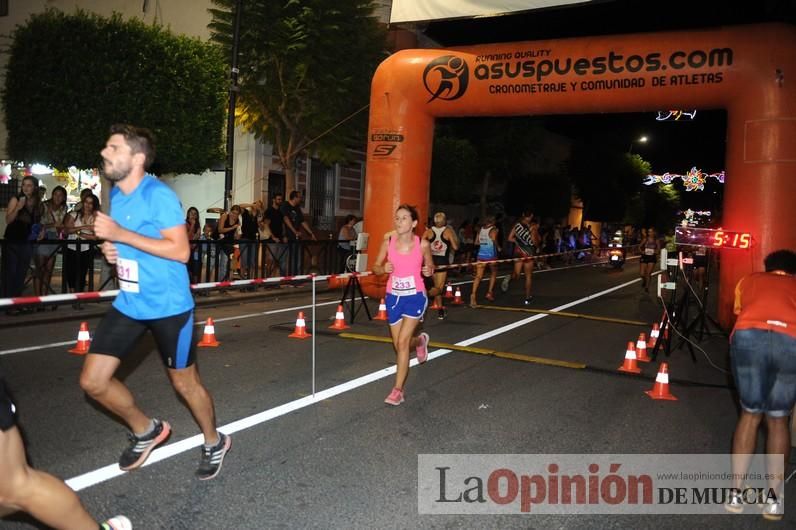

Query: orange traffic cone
635 333 651 362
648 323 660 349
289 311 311 339
374 298 388 321
444 282 454 299
329 305 350 330
68 322 91 355
645 362 678 401
452 287 464 305
618 341 641 374
197 317 220 347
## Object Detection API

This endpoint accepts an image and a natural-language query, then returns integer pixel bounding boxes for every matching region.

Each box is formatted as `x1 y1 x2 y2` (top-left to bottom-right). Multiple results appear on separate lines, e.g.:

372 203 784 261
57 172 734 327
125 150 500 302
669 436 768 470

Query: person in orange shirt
725 249 796 520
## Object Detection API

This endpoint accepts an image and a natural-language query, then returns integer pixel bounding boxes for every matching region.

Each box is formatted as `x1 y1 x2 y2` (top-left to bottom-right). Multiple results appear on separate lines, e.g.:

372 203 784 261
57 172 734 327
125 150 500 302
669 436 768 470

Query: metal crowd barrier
0 238 345 303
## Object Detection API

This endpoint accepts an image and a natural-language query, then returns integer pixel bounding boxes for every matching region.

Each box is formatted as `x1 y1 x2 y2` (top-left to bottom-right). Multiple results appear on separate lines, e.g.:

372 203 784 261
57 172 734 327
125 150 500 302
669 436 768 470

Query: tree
624 184 681 233
209 0 387 193
430 135 479 203
569 142 649 222
3 9 227 174
433 117 554 217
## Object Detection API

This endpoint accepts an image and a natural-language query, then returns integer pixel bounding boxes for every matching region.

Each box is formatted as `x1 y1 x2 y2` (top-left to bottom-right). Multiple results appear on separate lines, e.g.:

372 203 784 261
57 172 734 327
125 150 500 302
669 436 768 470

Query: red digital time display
675 227 752 249
712 230 752 249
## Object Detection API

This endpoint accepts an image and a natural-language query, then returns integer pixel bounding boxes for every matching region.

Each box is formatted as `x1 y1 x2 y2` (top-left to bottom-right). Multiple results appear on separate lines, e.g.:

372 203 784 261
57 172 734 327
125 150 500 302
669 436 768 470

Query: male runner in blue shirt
82 124 230 480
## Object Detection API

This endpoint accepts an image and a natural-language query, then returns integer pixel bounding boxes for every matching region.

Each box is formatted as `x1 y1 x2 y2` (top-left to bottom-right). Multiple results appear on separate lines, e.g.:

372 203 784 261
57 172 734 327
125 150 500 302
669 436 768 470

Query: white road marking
65 276 641 492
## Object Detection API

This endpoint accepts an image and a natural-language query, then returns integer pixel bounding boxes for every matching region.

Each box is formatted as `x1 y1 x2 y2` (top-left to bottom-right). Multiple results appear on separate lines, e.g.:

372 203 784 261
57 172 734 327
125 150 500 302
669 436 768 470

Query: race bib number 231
117 257 140 293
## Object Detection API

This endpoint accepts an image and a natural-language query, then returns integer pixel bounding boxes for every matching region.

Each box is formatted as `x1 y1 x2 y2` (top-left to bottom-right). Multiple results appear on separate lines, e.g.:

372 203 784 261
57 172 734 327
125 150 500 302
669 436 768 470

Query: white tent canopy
389 0 592 24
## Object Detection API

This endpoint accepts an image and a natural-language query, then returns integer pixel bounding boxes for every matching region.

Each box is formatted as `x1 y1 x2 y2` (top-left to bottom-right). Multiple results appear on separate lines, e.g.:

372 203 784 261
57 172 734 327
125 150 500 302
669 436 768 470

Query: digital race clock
674 227 752 249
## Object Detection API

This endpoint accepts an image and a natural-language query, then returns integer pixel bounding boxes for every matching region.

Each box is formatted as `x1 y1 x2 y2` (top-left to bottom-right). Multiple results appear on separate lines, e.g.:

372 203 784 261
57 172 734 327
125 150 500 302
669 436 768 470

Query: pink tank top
386 235 426 295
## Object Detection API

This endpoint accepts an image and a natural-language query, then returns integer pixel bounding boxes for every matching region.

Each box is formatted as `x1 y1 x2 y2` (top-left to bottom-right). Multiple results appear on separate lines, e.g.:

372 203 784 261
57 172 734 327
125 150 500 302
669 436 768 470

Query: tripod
678 248 726 342
651 248 727 362
650 250 697 362
339 273 372 324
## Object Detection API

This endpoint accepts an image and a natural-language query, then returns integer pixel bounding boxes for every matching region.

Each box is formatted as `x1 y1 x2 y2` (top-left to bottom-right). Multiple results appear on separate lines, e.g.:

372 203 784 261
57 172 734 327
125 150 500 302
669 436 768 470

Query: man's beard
103 160 132 182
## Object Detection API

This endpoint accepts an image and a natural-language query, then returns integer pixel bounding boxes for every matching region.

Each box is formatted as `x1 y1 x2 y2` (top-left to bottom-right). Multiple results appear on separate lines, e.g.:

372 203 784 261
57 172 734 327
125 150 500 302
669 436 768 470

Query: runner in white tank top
423 211 459 319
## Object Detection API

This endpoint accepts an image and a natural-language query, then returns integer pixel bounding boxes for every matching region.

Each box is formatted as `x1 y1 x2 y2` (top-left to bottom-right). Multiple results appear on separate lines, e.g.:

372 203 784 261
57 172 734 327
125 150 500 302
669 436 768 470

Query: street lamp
628 135 648 154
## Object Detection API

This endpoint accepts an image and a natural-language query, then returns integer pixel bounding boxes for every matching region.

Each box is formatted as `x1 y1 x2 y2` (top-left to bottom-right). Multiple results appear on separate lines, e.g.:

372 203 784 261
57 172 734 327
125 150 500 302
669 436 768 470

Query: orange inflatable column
362 53 436 300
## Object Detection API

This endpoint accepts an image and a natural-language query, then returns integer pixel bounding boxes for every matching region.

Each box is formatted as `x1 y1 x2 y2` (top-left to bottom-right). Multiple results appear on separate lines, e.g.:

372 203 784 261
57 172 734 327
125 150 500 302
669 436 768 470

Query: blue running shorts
90 307 196 370
386 292 428 326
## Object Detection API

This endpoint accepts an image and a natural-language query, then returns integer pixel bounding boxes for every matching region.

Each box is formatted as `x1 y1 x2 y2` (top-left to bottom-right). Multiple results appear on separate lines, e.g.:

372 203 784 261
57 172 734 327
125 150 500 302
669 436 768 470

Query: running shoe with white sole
723 491 744 514
416 332 429 363
500 276 510 293
119 419 171 471
196 432 232 480
384 387 405 406
761 497 783 521
100 515 132 530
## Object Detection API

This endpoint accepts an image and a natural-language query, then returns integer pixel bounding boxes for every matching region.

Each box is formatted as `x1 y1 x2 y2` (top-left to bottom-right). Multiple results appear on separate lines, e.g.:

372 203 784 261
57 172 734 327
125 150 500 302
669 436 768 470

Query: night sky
541 110 728 174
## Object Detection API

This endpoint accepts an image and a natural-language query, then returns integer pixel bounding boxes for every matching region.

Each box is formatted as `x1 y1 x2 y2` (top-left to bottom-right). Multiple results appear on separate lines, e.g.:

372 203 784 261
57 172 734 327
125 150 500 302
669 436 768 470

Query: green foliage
623 153 681 231
569 142 651 221
433 117 570 216
3 9 226 174
459 117 547 177
624 184 681 233
430 135 479 203
209 0 387 187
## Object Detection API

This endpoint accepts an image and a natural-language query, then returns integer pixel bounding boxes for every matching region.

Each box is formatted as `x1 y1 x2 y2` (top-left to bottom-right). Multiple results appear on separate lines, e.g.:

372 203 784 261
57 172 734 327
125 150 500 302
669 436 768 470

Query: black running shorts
0 377 15 432
432 255 449 267
89 307 197 370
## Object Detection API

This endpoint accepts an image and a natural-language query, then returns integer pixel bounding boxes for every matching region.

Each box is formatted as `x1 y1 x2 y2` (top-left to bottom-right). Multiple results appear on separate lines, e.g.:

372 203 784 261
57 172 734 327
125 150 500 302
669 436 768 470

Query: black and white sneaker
437 308 446 320
196 432 231 480
119 419 171 471
524 296 533 305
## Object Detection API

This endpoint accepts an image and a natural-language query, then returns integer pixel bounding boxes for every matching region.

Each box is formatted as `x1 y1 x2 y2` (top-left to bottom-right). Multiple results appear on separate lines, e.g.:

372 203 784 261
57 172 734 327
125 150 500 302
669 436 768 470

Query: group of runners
0 124 545 527
4 126 791 526
373 207 545 406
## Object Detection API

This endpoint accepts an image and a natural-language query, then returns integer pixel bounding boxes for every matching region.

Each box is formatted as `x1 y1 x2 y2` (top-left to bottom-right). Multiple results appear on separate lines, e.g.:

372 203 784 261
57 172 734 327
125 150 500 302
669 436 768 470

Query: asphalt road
0 260 791 529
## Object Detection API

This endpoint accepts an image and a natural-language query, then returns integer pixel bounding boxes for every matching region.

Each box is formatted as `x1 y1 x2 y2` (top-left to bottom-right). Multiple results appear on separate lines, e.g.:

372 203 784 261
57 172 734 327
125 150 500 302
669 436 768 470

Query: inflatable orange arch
360 23 796 327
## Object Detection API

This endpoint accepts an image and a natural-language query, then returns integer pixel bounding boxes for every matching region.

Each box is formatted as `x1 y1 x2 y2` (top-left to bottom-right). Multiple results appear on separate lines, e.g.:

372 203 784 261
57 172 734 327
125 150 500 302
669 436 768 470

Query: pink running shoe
384 387 405 405
416 332 429 363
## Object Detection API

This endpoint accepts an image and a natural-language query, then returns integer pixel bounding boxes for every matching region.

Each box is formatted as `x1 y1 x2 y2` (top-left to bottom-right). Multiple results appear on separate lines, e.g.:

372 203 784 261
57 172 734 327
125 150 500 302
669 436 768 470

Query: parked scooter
607 230 626 270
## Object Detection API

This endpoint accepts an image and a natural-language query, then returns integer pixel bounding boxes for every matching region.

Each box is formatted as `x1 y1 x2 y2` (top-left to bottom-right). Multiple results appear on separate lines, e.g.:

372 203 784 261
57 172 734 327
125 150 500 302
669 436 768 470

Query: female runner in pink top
372 204 435 405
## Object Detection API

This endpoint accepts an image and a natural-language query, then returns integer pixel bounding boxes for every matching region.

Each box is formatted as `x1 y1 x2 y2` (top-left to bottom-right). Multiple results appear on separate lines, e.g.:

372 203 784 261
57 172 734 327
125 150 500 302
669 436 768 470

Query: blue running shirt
111 175 194 319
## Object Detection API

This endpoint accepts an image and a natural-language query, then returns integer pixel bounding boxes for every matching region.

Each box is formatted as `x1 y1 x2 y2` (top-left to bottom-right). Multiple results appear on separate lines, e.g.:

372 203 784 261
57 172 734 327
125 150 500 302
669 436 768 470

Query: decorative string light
644 167 725 191
656 110 697 121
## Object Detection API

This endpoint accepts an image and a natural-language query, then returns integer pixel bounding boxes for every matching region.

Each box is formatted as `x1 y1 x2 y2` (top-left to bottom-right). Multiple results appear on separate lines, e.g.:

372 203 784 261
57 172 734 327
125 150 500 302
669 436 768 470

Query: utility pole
224 0 243 211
